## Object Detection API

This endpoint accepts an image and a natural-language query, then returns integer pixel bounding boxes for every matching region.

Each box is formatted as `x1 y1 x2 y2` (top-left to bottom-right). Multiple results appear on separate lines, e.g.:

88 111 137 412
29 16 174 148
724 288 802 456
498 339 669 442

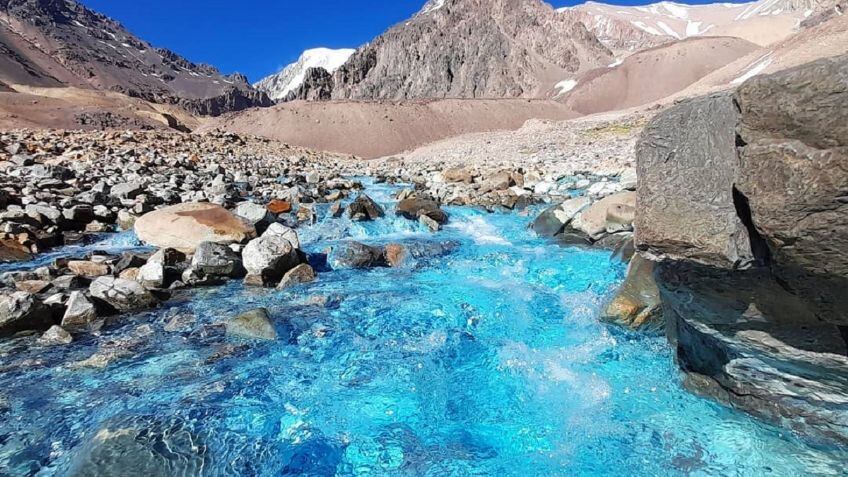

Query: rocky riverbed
1 55 847 475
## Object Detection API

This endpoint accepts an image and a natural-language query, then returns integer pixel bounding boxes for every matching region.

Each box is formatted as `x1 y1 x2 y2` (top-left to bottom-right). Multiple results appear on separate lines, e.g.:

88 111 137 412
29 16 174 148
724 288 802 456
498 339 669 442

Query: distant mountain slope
560 36 760 114
562 0 821 54
299 0 613 101
0 0 271 115
255 48 354 101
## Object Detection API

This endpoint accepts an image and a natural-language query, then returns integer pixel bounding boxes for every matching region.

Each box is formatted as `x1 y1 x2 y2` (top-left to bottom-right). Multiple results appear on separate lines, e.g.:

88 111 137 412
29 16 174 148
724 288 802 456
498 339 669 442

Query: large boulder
0 291 53 337
635 93 753 269
242 235 300 285
633 55 848 443
734 54 848 326
134 203 256 254
89 277 158 312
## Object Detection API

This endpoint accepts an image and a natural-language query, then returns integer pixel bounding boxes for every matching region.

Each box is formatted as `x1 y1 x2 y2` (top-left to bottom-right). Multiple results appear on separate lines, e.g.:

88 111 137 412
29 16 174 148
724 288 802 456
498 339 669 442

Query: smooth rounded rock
134 202 256 254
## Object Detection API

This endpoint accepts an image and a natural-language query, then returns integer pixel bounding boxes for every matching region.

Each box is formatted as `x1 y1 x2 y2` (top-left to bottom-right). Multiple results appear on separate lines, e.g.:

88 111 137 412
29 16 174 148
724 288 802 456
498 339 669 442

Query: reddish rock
267 200 292 214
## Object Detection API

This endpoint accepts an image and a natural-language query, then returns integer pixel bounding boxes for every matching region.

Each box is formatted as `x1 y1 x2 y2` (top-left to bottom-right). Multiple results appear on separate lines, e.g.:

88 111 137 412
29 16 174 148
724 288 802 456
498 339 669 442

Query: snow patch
630 20 663 36
422 0 446 14
731 53 773 85
657 21 682 38
554 79 577 97
255 47 355 100
608 58 623 68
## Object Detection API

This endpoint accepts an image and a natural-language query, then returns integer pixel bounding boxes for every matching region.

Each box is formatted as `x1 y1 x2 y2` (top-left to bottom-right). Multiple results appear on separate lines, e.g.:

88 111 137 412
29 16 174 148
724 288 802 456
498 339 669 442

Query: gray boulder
242 235 300 285
327 242 385 269
635 92 753 269
61 291 99 331
89 277 158 312
531 196 590 237
191 242 244 278
38 325 73 346
0 291 53 337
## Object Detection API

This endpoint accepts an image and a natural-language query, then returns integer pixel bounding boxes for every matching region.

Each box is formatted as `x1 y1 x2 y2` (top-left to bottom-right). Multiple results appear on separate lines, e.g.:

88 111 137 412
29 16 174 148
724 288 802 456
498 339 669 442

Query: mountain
297 0 613 101
562 0 820 55
0 0 271 115
254 48 354 102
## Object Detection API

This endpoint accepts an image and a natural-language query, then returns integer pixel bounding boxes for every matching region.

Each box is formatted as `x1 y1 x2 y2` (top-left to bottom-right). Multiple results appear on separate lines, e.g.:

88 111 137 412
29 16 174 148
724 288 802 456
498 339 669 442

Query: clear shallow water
0 181 845 476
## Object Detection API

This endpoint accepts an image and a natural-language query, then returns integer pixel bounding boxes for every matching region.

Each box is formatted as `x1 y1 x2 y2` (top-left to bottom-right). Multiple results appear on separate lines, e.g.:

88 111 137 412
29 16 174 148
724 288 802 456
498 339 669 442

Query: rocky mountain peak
0 0 270 115
301 0 613 101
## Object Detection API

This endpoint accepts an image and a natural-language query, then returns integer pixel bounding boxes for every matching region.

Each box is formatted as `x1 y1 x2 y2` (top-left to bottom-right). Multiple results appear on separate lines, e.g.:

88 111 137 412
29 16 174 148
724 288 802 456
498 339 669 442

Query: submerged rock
134 202 256 253
227 308 278 341
67 416 207 477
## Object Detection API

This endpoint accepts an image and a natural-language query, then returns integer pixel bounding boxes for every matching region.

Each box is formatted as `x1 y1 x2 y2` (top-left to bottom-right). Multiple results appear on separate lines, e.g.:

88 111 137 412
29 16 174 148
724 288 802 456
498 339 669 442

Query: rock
15 280 52 294
263 223 301 250
531 196 591 237
383 244 408 268
191 241 244 278
327 242 385 269
110 182 144 199
396 198 448 224
442 167 473 184
235 201 272 229
419 214 441 232
570 192 635 241
136 262 165 289
67 417 207 477
68 260 111 278
267 199 292 214
634 56 848 443
242 235 300 285
0 238 32 262
0 291 53 337
61 291 99 331
116 210 137 230
277 264 316 290
328 201 344 218
147 248 186 266
602 256 661 331
347 194 384 221
619 168 638 190
227 308 277 340
635 93 753 269
134 202 256 253
37 325 73 346
89 277 158 312
606 203 636 234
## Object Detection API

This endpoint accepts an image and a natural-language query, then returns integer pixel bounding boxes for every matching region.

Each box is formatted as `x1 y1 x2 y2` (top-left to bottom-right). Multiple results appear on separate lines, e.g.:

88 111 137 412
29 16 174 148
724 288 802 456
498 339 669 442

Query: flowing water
0 180 845 476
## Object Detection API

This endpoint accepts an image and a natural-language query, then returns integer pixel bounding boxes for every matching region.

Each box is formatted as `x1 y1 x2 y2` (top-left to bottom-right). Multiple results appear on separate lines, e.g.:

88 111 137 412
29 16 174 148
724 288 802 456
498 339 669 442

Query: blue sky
81 0 748 82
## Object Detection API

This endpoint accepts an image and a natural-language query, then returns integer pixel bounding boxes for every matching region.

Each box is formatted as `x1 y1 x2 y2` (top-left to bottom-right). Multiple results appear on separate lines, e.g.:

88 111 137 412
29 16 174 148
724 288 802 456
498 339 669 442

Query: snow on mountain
255 48 355 101
562 0 819 53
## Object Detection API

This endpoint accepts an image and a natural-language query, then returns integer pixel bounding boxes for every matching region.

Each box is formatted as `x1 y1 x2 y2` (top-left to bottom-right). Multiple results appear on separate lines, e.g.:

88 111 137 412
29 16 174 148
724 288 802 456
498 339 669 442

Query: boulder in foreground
134 203 256 254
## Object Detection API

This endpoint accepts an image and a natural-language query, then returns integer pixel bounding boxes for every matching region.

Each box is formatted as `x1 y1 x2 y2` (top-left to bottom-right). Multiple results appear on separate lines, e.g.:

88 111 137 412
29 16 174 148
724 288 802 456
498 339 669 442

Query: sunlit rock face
636 54 848 444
